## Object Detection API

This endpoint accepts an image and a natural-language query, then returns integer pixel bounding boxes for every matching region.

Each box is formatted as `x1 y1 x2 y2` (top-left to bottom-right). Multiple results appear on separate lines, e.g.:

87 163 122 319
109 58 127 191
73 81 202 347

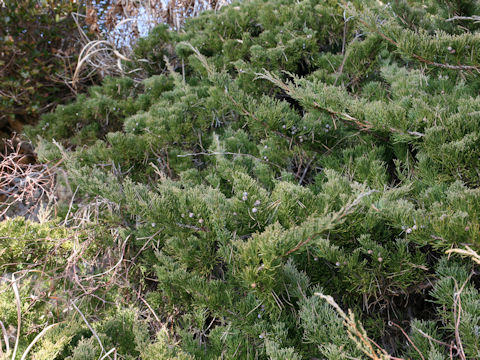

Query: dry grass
316 292 395 360
0 138 58 220
446 246 480 265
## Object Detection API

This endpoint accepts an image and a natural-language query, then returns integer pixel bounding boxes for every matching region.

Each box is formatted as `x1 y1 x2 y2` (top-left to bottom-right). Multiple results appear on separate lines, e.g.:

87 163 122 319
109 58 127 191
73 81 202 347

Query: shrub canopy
7 0 480 358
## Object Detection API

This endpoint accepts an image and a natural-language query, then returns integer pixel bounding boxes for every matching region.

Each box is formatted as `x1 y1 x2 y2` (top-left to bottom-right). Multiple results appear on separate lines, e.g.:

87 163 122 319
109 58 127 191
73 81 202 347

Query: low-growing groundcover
3 0 480 358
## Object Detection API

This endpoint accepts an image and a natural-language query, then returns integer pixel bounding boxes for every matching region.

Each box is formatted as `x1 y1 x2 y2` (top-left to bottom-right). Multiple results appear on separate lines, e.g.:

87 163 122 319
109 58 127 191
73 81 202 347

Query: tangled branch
0 138 58 219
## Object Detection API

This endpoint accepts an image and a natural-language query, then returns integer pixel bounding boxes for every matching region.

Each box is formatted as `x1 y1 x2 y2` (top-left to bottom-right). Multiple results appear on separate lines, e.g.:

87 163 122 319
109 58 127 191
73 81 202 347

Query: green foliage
15 0 480 358
0 217 70 271
140 327 194 360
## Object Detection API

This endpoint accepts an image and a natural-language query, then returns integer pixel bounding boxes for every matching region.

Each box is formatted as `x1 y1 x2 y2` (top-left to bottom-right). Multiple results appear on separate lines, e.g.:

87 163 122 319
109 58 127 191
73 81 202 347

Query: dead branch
0 138 58 220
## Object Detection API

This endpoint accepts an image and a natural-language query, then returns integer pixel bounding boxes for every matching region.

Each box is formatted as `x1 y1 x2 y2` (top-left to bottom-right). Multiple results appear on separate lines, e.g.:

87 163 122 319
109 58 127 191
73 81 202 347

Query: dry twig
446 246 480 265
11 274 21 360
315 292 401 360
0 138 58 220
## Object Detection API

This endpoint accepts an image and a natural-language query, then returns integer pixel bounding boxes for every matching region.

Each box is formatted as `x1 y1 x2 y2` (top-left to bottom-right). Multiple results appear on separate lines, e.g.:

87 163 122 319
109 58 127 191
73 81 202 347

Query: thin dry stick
20 323 59 360
315 293 399 360
81 235 129 281
334 10 354 86
129 229 163 266
0 320 9 355
446 246 480 265
452 275 471 360
134 288 162 325
389 321 425 360
71 301 110 360
446 15 480 22
298 156 315 185
413 328 453 350
63 186 79 226
99 347 117 360
11 274 21 360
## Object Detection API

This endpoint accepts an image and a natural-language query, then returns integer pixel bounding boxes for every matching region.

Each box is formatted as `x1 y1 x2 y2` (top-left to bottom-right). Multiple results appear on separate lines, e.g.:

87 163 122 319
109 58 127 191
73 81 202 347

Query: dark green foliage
12 0 480 358
129 25 175 76
0 0 88 135
26 76 139 146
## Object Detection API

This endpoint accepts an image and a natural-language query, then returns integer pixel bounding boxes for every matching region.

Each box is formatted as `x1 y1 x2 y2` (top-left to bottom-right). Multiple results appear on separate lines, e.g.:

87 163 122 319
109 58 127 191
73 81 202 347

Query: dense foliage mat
6 0 480 358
